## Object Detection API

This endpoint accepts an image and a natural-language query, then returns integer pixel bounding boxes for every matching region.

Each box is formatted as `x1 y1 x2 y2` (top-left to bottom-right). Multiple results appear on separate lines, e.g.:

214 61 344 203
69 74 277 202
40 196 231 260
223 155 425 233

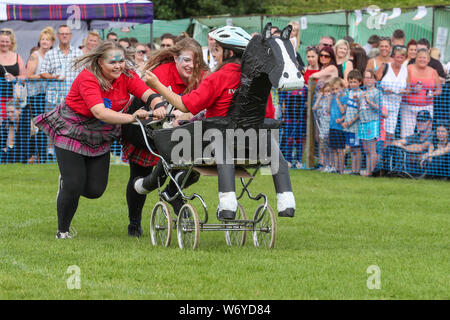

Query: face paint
106 52 125 64
100 50 126 81
175 50 195 83
177 55 193 65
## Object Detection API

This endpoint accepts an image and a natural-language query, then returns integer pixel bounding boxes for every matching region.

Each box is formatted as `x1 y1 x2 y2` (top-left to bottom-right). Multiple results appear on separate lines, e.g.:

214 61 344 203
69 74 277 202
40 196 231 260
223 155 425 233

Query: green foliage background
153 0 450 19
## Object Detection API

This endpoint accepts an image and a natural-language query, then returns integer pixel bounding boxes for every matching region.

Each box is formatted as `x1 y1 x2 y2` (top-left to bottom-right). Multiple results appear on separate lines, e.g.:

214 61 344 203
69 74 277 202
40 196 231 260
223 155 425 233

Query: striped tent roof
0 0 153 23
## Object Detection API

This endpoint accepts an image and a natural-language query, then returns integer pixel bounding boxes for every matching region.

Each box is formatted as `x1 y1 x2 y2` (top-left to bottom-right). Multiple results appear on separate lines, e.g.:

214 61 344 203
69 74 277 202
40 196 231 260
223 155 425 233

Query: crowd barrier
0 78 124 165
276 79 450 178
1 78 449 179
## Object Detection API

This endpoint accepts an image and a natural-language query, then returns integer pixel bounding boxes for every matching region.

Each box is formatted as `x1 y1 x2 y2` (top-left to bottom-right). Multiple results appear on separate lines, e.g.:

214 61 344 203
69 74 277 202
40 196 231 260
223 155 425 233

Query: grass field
0 164 448 300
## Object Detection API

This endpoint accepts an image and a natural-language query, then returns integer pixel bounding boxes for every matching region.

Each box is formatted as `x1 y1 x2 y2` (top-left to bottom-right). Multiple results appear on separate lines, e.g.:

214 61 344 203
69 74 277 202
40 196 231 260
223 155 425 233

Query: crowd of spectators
277 29 450 178
0 24 448 179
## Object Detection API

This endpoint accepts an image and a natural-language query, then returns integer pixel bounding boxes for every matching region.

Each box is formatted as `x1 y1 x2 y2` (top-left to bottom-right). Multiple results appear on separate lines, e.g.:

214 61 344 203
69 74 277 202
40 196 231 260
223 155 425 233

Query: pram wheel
224 202 247 247
150 201 173 247
252 204 276 249
177 203 200 249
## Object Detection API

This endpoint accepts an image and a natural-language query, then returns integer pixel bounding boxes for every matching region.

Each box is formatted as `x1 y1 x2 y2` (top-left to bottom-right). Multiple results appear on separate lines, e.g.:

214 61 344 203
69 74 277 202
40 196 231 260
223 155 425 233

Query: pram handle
147 109 176 120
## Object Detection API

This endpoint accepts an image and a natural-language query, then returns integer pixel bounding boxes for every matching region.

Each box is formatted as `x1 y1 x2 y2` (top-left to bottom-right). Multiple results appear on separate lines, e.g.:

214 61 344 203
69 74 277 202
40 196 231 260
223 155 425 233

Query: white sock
218 192 238 212
277 192 296 212
134 178 149 195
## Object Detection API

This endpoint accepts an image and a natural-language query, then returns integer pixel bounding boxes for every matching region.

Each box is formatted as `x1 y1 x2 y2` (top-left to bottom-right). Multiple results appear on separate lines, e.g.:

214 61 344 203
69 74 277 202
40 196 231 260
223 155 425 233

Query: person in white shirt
380 45 408 145
202 33 217 72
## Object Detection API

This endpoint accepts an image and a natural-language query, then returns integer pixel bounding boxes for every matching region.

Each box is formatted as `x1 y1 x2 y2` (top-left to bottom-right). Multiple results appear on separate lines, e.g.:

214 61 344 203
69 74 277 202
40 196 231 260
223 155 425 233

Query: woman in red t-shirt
121 38 208 236
137 26 296 220
303 46 320 85
33 41 164 239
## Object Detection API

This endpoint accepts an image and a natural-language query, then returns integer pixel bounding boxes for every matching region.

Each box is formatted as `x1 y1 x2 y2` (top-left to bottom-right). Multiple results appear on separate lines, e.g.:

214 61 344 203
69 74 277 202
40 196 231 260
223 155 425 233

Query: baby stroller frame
135 112 277 249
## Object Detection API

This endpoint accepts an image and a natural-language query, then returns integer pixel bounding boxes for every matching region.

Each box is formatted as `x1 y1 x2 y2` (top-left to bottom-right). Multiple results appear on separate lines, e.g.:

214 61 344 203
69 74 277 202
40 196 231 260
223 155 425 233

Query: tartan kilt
121 138 159 167
33 102 120 157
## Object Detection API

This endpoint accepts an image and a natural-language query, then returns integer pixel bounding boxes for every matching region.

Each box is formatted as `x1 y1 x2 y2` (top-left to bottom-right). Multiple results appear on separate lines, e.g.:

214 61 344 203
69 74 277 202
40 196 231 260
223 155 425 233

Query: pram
134 110 279 249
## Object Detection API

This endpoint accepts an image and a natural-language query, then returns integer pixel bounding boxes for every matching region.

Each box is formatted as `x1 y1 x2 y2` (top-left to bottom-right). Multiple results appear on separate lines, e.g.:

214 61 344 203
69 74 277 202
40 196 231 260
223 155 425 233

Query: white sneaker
56 231 73 239
328 167 338 174
55 227 77 239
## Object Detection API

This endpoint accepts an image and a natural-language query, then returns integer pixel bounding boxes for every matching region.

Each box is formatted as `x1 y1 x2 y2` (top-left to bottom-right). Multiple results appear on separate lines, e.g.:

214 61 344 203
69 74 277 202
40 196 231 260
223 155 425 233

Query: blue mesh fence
277 80 450 179
1 77 449 179
0 78 126 165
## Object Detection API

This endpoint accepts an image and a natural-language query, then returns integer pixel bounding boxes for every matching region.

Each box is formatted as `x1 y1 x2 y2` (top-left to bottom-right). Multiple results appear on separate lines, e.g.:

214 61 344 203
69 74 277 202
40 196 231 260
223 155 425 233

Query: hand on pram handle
132 108 176 126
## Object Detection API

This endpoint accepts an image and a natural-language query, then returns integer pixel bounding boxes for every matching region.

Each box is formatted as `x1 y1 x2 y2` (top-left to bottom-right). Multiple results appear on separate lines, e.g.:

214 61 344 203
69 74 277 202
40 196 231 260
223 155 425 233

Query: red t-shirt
151 62 187 95
303 69 319 85
65 68 149 117
265 95 275 119
182 63 274 119
182 63 240 118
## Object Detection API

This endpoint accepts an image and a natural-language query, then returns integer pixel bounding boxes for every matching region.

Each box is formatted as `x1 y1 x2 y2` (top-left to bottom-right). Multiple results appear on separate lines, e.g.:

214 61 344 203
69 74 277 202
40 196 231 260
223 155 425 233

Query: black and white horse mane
227 23 304 129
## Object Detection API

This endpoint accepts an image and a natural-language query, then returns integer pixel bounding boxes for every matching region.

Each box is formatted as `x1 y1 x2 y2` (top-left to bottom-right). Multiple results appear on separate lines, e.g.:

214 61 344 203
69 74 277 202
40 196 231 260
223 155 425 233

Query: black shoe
218 209 236 220
278 208 295 217
128 223 143 237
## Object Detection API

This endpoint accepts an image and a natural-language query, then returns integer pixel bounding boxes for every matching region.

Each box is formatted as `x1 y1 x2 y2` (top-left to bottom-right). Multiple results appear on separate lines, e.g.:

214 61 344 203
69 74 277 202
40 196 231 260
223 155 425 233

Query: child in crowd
313 82 332 171
328 77 348 173
359 70 384 176
341 70 362 175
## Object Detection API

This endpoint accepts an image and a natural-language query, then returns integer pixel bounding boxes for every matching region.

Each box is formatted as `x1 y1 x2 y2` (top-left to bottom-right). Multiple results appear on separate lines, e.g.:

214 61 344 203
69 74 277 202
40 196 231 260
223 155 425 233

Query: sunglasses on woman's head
306 46 319 52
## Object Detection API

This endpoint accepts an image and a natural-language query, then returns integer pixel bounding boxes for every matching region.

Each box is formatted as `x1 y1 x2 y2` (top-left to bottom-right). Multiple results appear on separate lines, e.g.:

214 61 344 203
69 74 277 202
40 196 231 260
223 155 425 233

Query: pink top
403 67 436 106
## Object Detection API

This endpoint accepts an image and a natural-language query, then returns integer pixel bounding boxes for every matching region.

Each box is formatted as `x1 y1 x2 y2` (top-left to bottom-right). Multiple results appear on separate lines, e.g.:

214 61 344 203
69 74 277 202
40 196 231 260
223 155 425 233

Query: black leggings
55 146 110 232
126 161 153 225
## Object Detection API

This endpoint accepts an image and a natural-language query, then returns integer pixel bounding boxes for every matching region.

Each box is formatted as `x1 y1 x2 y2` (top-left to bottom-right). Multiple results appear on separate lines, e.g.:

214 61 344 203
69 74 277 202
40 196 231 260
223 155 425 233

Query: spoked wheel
177 203 200 249
252 204 276 249
150 201 173 247
224 202 247 247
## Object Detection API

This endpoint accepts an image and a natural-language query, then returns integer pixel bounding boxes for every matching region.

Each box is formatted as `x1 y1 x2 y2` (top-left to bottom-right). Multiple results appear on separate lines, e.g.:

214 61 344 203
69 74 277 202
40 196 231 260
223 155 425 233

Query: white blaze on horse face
274 38 304 90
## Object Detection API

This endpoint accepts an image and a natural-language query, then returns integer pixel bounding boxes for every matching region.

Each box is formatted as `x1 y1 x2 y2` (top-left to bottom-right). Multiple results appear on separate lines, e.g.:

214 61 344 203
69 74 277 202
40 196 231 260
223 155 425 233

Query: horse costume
136 23 304 218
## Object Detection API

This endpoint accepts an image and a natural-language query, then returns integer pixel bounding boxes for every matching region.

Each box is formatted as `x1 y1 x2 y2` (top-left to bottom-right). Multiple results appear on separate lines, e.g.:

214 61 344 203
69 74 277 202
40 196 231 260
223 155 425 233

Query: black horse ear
263 23 272 40
281 25 292 40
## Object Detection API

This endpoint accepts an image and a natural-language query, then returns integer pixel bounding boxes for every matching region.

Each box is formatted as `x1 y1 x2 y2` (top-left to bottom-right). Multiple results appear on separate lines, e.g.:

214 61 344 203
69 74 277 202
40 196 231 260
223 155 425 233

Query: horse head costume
227 23 305 129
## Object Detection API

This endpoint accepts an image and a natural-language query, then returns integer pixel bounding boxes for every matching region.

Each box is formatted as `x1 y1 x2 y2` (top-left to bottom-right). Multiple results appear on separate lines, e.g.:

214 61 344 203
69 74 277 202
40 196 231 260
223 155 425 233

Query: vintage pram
133 23 304 249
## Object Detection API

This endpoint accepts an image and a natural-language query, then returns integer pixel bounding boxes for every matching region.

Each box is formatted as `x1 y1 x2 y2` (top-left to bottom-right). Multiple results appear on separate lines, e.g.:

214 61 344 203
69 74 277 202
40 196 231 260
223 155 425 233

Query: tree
153 0 265 20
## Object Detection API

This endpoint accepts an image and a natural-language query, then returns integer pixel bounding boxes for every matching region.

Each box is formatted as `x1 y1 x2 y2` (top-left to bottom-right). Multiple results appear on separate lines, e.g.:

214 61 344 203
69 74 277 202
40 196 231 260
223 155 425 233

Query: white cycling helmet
209 26 251 53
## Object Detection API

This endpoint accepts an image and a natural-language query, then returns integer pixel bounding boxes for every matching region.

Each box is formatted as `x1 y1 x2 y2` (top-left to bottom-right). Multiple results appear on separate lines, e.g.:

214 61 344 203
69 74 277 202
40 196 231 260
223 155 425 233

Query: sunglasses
306 46 319 53
320 43 333 47
320 54 331 58
136 50 146 54
0 30 12 35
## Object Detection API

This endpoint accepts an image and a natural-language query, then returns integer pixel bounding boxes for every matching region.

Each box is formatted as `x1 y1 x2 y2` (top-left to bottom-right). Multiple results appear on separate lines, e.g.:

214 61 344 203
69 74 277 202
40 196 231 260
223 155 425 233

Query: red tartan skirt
121 138 159 167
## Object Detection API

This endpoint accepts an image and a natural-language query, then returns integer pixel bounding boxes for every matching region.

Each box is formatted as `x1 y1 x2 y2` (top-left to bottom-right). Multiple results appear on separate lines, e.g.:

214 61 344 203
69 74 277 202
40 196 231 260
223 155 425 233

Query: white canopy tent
0 0 153 61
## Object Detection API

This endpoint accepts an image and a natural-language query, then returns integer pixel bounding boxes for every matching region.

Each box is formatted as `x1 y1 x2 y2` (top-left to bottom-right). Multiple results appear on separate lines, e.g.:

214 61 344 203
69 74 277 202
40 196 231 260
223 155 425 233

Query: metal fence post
305 79 317 169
